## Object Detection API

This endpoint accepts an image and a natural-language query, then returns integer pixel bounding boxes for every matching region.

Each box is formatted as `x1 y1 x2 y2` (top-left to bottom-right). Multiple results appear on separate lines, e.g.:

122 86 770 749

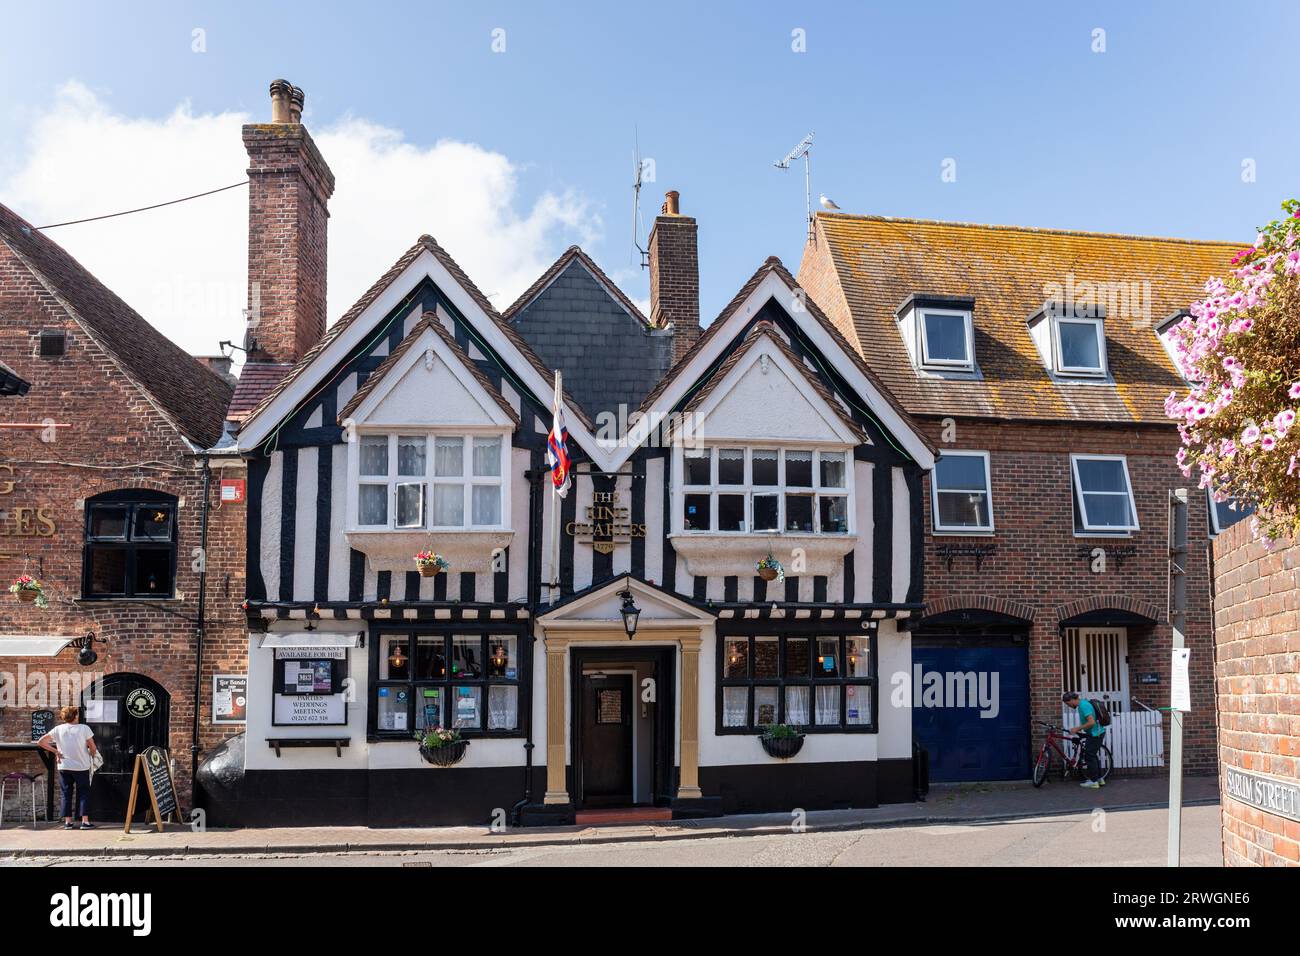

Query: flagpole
549 371 563 602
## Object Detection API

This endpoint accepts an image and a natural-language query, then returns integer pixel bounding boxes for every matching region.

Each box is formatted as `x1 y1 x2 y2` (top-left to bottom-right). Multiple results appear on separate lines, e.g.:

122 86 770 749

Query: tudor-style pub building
208 82 936 826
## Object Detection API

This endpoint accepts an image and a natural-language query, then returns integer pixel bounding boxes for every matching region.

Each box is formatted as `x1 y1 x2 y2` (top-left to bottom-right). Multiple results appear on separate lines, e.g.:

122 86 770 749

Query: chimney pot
269 79 293 123
662 190 680 216
288 85 305 124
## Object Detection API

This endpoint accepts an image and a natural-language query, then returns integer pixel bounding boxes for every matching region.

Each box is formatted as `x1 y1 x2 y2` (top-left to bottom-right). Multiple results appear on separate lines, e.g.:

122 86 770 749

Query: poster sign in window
212 675 248 725
273 647 348 726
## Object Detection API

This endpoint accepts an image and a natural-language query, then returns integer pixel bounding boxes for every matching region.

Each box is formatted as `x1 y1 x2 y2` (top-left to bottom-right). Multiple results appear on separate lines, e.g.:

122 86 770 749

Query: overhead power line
34 180 249 230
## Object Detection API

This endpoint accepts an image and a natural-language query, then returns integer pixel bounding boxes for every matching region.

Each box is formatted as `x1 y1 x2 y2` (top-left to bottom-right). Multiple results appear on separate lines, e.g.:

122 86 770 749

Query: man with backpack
1063 692 1107 789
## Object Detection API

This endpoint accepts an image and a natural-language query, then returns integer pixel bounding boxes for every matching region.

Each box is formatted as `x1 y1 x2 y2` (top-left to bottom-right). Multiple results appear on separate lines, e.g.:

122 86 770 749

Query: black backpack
1089 698 1112 727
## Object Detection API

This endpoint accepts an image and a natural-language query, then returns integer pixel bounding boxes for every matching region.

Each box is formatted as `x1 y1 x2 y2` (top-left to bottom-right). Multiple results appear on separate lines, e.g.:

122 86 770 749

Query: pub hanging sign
566 490 647 555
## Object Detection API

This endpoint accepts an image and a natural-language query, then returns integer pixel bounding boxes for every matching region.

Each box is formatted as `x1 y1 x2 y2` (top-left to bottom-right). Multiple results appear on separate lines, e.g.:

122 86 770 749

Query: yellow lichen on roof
802 212 1243 425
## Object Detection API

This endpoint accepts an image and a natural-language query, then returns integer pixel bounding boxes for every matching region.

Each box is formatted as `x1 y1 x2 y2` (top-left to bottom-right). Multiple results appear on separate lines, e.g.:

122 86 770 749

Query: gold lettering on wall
564 490 646 554
0 466 58 538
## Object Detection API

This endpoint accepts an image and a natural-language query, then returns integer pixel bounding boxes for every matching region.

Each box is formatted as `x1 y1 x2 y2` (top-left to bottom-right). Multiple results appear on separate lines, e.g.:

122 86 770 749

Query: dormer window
1028 303 1109 379
919 309 974 369
1055 316 1106 375
895 295 977 375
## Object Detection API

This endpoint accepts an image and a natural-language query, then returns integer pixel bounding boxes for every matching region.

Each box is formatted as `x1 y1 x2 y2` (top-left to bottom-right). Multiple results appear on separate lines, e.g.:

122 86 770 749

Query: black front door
580 674 633 807
81 673 171 821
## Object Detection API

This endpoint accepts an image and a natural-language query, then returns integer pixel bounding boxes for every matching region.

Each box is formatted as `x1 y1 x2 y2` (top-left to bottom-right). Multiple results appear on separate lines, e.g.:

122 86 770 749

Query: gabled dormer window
1029 303 1109 379
895 295 977 375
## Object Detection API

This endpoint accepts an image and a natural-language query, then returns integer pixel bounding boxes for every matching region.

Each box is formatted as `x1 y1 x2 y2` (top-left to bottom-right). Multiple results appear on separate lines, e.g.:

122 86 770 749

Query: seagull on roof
819 194 841 210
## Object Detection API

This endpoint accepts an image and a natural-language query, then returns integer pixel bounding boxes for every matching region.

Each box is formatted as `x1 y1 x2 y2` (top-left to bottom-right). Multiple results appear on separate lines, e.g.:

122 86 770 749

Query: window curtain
488 685 518 730
723 687 747 727
815 685 840 725
785 686 810 726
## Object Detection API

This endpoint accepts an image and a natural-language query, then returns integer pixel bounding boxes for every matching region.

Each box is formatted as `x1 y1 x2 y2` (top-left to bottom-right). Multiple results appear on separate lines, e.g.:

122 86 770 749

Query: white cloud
2 82 601 359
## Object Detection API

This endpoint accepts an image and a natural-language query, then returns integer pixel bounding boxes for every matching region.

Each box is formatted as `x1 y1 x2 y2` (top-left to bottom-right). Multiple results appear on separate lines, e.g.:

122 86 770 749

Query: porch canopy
0 635 76 657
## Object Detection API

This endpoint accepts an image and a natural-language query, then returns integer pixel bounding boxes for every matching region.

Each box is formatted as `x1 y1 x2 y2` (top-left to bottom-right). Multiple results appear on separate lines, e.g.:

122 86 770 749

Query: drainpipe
190 454 212 811
511 465 547 825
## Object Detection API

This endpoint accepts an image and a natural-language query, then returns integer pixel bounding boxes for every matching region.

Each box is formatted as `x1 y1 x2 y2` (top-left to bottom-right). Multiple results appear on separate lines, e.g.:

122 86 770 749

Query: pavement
0 773 1219 860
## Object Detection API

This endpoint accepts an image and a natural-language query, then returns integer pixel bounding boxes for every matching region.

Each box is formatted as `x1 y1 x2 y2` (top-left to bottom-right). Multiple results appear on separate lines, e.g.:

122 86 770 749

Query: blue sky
2 1 1296 348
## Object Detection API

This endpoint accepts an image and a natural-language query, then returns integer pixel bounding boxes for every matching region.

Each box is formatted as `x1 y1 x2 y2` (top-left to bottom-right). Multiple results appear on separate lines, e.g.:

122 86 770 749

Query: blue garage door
912 644 1030 782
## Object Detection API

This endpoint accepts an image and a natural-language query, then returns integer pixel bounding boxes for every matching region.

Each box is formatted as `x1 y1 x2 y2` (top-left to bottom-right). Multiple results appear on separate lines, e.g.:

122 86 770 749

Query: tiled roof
803 212 1242 424
681 320 867 443
0 203 233 446
337 312 521 426
227 362 292 421
637 257 935 458
239 234 593 438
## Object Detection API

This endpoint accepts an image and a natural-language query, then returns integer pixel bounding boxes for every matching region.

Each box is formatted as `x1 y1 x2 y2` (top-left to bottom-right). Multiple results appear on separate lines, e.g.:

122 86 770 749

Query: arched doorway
81 672 172 821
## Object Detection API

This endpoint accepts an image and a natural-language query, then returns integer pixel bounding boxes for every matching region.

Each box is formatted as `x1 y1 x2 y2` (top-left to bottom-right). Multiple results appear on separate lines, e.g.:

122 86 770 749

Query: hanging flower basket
760 725 805 760
9 575 48 609
414 551 450 578
756 553 784 583
418 727 469 767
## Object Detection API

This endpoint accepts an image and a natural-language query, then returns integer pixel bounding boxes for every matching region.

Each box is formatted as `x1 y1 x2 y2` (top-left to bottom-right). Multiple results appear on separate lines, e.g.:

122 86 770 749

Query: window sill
344 529 515 574
931 528 995 537
669 532 857 578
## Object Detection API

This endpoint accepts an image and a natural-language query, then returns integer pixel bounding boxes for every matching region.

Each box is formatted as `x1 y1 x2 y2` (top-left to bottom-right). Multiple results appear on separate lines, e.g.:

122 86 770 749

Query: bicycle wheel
1098 743 1113 782
1032 747 1051 787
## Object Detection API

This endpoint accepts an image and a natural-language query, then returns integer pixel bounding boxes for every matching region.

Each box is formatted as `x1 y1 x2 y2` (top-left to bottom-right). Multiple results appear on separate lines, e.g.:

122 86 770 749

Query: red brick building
0 201 243 820
800 213 1238 779
1212 521 1300 866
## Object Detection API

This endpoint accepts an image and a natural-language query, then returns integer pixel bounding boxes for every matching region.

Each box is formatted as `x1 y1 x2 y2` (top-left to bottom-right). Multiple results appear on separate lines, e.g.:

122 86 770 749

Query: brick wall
243 123 335 365
1212 520 1300 866
0 242 248 817
648 213 701 363
918 417 1218 773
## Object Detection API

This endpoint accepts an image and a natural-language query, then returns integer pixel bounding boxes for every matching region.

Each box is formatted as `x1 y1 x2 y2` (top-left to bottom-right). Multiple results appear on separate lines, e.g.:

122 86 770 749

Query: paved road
6 804 1221 867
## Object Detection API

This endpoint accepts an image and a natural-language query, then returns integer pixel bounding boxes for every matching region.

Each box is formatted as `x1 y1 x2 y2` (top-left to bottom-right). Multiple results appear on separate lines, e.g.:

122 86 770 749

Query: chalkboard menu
141 746 178 819
30 709 54 742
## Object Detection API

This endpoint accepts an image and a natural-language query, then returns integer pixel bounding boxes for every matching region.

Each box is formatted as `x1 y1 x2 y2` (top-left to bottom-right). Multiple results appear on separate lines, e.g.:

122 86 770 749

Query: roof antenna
632 128 650 269
774 131 815 242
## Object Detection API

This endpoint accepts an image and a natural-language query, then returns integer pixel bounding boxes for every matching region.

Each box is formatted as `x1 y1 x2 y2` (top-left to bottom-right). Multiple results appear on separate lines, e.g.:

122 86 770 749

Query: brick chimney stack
648 190 701 363
243 79 335 364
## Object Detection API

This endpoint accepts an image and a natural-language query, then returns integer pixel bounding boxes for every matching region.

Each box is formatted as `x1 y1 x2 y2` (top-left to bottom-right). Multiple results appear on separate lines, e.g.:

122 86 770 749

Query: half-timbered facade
211 84 935 826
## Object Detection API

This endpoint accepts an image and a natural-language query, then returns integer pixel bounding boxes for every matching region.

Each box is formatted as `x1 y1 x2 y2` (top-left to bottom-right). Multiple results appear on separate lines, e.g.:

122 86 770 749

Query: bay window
354 431 506 531
681 446 851 534
718 629 876 733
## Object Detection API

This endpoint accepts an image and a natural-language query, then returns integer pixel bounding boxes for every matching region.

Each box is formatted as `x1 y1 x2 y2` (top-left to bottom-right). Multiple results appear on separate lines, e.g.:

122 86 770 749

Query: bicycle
1032 721 1112 787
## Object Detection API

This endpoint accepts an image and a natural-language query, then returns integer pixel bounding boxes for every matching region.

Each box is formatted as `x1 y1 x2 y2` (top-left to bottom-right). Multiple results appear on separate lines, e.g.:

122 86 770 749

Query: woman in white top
37 705 98 829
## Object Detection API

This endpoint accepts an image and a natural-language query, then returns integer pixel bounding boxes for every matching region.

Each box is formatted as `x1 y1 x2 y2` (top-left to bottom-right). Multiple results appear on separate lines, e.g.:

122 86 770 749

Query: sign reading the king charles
565 490 647 555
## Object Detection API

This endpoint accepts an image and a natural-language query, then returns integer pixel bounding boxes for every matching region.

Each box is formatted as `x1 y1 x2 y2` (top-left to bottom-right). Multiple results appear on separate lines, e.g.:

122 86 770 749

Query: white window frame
1053 315 1107 377
930 450 994 535
1070 453 1139 533
918 308 975 371
678 445 853 535
350 428 509 532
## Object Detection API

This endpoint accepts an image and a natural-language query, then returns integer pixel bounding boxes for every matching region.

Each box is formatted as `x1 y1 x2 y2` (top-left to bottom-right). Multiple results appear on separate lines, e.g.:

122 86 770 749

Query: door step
574 807 673 826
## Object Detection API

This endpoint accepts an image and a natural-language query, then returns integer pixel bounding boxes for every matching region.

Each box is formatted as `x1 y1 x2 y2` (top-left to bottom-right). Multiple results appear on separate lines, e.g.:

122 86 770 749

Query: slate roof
227 362 292 422
505 247 673 416
802 212 1242 424
239 234 593 436
337 311 521 426
0 203 233 447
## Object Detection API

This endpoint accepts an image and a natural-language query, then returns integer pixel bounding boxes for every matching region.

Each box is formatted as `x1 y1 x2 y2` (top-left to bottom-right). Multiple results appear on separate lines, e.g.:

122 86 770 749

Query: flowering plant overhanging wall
1165 199 1300 541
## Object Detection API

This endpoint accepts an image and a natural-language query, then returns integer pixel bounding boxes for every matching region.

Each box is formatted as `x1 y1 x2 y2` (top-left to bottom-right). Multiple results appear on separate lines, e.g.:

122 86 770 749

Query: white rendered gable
693 337 859 444
347 326 512 429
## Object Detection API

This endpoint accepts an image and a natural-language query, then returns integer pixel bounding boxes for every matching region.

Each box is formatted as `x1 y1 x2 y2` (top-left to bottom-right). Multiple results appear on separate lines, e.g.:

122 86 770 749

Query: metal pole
1167 488 1188 867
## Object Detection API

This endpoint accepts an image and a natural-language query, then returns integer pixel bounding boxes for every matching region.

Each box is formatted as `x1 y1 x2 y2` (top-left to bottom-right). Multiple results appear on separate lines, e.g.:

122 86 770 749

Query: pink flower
1242 425 1262 445
1289 382 1300 400
1275 409 1296 433
1261 435 1277 452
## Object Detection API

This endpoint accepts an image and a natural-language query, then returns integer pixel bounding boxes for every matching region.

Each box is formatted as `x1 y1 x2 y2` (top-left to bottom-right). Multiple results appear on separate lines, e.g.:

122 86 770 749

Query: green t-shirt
1077 699 1104 737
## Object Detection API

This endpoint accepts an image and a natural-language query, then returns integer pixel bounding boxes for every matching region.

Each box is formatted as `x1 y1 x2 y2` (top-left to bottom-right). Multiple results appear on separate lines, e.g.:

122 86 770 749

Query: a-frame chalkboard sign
123 745 179 833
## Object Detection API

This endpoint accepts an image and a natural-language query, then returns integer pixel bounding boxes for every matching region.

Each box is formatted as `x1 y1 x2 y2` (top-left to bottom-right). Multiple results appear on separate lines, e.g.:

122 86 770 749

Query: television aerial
774 131 815 242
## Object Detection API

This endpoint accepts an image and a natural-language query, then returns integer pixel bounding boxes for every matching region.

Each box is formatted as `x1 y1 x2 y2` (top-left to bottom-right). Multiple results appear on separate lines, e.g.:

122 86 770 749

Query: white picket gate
1061 699 1163 769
